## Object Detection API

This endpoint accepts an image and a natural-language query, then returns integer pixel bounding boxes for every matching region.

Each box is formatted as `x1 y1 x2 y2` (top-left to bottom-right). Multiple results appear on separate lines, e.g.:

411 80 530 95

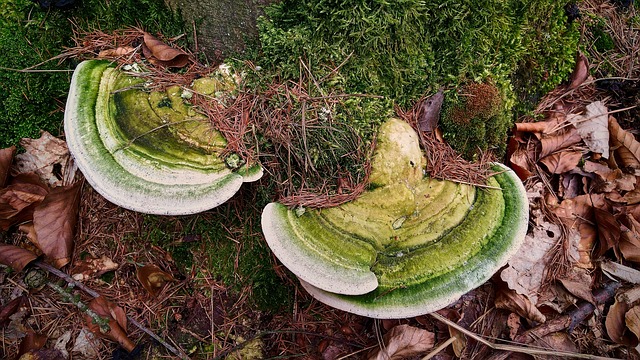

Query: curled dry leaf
33 181 82 268
539 151 582 174
12 131 72 187
98 46 135 59
594 207 621 258
136 264 174 296
626 306 640 341
367 324 434 360
539 127 582 159
507 140 535 181
0 173 49 230
0 295 28 328
18 330 48 358
609 116 640 165
418 88 444 132
606 298 635 345
0 146 16 187
568 52 589 90
601 261 640 284
559 277 595 305
86 296 135 352
0 245 37 272
495 286 546 323
72 256 119 281
142 32 189 68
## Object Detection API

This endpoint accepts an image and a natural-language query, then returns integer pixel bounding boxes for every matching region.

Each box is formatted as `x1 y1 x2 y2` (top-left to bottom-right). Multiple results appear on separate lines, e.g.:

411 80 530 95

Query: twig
429 311 619 360
422 336 457 360
33 261 190 360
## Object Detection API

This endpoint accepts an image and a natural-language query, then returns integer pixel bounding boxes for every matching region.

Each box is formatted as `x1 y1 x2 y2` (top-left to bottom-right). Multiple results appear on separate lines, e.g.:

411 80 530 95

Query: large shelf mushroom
65 60 261 215
262 118 528 318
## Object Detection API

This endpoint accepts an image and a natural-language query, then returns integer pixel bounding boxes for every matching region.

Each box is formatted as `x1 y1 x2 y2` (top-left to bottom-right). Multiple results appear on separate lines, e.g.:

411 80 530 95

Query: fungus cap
64 60 261 215
261 118 528 318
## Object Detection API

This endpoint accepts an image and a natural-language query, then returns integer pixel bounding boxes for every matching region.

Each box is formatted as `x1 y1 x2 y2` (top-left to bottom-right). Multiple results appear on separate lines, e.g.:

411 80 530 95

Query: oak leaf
367 325 434 360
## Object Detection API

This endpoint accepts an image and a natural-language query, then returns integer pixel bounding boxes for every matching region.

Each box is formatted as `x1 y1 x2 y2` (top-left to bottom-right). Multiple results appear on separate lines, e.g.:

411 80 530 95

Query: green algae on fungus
64 60 262 215
261 118 528 318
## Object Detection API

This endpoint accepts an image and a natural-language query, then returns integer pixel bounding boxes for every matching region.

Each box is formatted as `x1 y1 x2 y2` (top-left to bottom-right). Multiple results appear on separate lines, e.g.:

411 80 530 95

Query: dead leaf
98 46 135 58
606 298 635 345
72 256 119 281
609 116 640 165
71 328 99 358
620 214 640 263
501 217 558 304
539 151 582 174
136 264 174 296
17 349 66 360
0 146 16 187
33 181 81 268
142 32 189 68
507 312 521 340
539 127 582 159
495 287 546 323
447 323 466 357
0 295 28 328
601 261 640 284
0 173 49 230
568 52 589 90
533 332 579 358
509 147 535 181
594 208 621 258
559 278 595 305
418 88 444 132
86 297 135 352
12 131 71 187
367 325 434 360
18 330 47 358
567 101 610 158
0 245 37 272
626 306 640 341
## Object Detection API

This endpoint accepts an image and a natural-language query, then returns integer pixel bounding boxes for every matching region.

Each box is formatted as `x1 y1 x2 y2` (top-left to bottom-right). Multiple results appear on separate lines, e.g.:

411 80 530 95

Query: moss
0 0 185 148
591 19 616 52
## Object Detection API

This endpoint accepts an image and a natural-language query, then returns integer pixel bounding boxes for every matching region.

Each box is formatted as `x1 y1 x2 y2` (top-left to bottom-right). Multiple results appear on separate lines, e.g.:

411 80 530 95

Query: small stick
422 336 457 360
33 261 190 360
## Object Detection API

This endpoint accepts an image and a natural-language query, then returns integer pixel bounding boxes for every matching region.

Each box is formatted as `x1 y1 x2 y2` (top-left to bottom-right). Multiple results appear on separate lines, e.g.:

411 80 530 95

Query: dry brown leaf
507 312 521 340
86 297 135 352
418 88 444 132
33 181 81 268
620 214 640 263
539 151 582 174
367 324 434 360
568 52 589 90
610 116 640 164
447 323 466 357
17 349 65 360
623 186 640 205
594 208 621 258
626 306 640 341
606 298 635 345
601 261 640 284
0 176 49 227
539 127 582 159
559 278 595 305
12 131 71 187
567 101 609 158
18 330 48 358
98 46 135 58
495 287 546 323
0 295 28 328
533 332 579 359
0 245 37 272
72 256 119 281
508 146 535 181
0 146 16 187
136 264 174 296
142 32 189 68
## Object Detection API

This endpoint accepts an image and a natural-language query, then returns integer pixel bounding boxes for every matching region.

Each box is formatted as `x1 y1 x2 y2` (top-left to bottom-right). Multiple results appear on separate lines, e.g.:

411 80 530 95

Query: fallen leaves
367 324 434 360
0 245 38 271
85 297 135 352
567 101 609 158
142 32 189 68
72 256 119 281
136 264 174 296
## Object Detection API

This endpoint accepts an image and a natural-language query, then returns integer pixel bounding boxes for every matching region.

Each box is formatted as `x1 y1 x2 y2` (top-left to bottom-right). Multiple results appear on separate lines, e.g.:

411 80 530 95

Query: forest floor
1 0 640 359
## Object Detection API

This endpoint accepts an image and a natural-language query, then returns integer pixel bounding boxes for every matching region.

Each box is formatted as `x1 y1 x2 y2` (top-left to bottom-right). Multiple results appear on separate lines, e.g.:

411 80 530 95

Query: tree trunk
164 0 275 62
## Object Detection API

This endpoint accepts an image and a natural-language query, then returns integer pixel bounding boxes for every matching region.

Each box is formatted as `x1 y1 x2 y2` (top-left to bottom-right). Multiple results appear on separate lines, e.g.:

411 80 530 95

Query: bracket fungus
262 118 528 318
64 60 261 215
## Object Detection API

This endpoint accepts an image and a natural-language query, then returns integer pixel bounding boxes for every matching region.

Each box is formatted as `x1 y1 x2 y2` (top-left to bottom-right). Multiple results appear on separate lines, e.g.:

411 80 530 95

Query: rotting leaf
495 286 546 323
72 256 119 281
12 131 72 187
567 101 609 158
539 151 582 174
367 324 434 360
136 264 174 296
418 88 444 132
626 306 640 341
86 296 135 352
568 52 589 90
0 146 16 187
594 208 621 258
0 295 28 328
33 181 81 268
18 330 48 358
142 32 189 68
609 116 640 165
0 245 37 272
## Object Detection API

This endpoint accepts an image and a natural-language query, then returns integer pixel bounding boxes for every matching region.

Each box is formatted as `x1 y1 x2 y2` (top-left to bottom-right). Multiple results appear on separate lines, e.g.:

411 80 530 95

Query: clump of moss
256 0 580 160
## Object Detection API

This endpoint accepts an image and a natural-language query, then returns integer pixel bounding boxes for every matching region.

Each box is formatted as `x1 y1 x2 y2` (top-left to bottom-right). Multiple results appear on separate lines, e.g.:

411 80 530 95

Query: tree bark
164 0 275 62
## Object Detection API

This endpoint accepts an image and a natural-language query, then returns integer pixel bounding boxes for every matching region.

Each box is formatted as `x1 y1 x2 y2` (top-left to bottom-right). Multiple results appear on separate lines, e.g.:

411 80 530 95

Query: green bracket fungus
261 118 528 318
64 60 262 215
